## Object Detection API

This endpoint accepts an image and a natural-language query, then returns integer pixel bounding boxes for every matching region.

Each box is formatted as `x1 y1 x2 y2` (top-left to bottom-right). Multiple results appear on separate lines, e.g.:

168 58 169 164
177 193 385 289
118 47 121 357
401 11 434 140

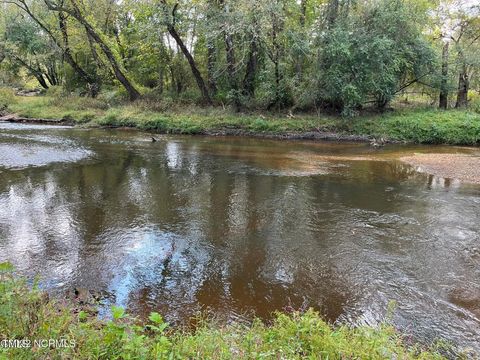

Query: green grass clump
0 263 450 359
5 94 480 145
0 87 17 109
350 109 480 145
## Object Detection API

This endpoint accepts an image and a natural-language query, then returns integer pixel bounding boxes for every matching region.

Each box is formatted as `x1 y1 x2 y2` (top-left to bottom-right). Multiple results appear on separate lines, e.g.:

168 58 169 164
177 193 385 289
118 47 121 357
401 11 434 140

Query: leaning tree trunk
439 41 449 110
34 73 50 89
45 0 140 101
14 1 98 96
455 66 469 108
160 0 211 104
167 25 212 104
81 22 140 101
11 54 49 89
58 11 99 96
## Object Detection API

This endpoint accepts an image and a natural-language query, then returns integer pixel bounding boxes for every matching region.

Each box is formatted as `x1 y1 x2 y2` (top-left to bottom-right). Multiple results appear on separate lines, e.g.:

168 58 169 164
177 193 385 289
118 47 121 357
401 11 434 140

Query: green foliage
317 0 435 115
470 91 480 114
8 94 480 145
0 6 61 89
0 87 16 109
0 264 447 359
351 109 480 145
0 0 478 114
44 85 65 98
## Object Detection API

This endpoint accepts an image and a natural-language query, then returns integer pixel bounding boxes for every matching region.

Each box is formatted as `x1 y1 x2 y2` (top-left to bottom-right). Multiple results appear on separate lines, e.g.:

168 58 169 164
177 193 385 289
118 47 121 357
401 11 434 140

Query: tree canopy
0 0 479 114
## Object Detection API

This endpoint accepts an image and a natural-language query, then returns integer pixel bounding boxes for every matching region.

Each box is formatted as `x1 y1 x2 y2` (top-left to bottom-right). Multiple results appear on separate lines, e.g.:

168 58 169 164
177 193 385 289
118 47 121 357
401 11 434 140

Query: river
0 122 479 352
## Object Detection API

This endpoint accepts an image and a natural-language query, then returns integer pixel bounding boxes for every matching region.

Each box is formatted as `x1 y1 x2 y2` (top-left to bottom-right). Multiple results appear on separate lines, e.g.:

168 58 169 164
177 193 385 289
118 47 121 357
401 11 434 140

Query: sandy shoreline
400 153 480 184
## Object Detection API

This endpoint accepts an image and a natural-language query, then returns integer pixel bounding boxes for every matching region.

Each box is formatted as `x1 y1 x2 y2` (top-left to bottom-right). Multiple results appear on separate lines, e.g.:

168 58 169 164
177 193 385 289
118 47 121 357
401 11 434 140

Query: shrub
470 91 480 114
96 89 128 106
316 0 435 115
0 87 16 109
45 85 65 98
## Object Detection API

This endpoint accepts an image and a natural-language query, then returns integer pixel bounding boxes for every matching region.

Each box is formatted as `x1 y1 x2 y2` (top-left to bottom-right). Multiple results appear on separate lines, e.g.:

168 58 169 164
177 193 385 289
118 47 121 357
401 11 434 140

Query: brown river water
0 122 479 352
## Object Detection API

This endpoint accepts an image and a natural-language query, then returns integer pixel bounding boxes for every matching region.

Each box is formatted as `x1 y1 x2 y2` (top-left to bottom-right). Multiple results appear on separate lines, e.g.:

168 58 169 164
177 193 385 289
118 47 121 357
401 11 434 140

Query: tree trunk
46 0 140 101
158 65 164 94
243 7 259 99
34 73 50 89
224 32 239 110
207 41 217 96
205 0 218 96
268 8 283 109
11 54 49 89
295 0 307 82
45 63 59 86
326 0 339 29
455 68 469 108
85 28 103 68
439 41 449 110
58 11 99 96
219 0 240 111
167 25 212 104
220 0 240 110
243 38 258 98
14 2 97 95
169 65 176 93
274 57 280 107
81 22 140 101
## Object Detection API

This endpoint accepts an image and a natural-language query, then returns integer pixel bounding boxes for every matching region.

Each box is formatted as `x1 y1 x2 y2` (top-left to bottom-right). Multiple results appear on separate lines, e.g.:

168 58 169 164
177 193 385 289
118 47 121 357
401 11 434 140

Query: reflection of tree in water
120 167 355 324
2 131 480 348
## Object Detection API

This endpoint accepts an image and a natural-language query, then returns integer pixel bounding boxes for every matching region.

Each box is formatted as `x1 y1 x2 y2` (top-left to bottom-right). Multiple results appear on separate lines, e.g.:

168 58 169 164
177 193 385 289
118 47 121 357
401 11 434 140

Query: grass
0 263 451 359
349 109 480 145
2 89 480 145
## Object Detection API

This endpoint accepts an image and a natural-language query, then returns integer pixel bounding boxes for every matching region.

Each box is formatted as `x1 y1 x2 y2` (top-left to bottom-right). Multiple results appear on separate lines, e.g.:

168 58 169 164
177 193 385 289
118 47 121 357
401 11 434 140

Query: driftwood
0 113 68 124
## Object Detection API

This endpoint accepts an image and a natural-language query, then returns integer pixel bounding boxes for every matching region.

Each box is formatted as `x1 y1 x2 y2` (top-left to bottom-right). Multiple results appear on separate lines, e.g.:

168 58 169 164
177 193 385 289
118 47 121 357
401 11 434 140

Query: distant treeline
0 0 479 115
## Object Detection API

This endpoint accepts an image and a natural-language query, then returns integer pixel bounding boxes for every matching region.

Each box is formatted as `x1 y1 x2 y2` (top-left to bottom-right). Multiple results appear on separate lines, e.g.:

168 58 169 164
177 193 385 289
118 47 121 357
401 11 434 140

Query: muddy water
0 122 479 352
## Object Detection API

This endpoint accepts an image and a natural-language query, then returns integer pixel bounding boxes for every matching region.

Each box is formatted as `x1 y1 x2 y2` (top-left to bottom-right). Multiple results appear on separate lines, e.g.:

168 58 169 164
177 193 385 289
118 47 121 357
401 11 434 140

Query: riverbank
0 263 449 359
2 93 480 145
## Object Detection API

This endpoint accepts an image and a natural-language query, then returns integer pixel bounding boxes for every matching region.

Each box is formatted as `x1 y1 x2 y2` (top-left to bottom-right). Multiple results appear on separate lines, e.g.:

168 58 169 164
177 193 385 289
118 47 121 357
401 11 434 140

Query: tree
1 0 476 115
44 0 140 101
159 0 212 105
1 0 101 95
439 41 450 109
451 5 480 108
316 0 435 115
0 7 60 89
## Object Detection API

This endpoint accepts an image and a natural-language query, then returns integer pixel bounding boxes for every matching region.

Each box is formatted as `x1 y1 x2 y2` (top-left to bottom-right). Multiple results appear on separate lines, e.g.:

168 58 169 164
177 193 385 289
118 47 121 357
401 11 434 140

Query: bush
0 87 16 109
96 89 128 106
470 91 480 114
45 85 65 98
316 0 435 115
